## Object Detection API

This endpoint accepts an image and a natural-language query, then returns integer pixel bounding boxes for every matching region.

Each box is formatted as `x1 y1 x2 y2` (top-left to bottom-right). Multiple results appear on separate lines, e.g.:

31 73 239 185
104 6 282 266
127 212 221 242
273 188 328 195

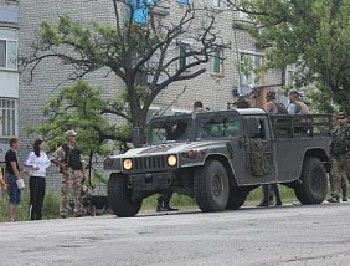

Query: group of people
257 89 310 207
0 130 86 221
261 89 350 206
1 92 349 220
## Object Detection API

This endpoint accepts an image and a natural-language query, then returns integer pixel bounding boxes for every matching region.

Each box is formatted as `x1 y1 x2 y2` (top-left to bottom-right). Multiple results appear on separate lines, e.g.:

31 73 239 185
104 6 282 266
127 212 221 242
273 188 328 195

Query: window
285 64 297 86
196 116 241 140
149 118 191 144
146 106 161 123
176 42 190 71
240 53 263 88
211 48 224 75
245 117 268 139
0 99 17 136
0 28 17 70
212 0 221 8
239 11 249 20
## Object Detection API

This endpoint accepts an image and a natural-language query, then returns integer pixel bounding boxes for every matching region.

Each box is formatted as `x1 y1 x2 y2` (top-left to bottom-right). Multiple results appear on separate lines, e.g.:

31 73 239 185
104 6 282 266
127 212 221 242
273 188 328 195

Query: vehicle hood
109 141 226 159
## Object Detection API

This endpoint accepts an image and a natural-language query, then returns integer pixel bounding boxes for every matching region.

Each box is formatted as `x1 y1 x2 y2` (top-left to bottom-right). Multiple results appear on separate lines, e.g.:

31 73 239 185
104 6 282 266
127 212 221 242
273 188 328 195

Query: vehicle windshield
148 113 241 144
148 118 192 144
195 114 241 141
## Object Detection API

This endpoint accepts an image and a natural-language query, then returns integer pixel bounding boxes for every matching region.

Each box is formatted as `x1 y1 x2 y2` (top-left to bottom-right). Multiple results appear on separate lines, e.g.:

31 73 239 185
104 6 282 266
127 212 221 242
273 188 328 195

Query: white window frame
239 52 263 88
0 98 17 137
211 47 224 76
212 0 223 9
0 29 17 71
176 42 191 71
285 64 297 86
146 106 161 123
239 11 249 20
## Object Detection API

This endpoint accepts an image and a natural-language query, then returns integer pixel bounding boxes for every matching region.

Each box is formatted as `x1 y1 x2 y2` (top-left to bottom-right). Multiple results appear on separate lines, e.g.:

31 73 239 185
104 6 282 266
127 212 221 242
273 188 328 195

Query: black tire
108 174 141 217
194 160 229 212
294 157 328 205
226 188 248 210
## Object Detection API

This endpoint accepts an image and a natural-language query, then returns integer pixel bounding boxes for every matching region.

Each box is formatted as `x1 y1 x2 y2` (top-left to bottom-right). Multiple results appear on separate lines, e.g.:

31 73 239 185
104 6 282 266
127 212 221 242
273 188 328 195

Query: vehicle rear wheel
294 157 328 204
108 174 141 217
226 188 248 210
194 160 229 212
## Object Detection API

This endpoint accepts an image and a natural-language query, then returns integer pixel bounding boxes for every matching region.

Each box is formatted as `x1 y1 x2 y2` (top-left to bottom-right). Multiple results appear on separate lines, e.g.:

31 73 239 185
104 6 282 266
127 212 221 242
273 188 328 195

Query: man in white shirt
287 89 310 114
287 89 301 114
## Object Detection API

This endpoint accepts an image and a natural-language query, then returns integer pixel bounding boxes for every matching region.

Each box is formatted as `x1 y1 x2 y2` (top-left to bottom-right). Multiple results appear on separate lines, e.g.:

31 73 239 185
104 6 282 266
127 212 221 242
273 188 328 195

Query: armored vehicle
104 108 331 217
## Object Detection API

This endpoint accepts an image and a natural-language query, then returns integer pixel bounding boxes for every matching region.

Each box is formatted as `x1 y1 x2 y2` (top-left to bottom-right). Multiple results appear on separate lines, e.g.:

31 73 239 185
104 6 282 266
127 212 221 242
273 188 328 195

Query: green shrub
43 192 61 219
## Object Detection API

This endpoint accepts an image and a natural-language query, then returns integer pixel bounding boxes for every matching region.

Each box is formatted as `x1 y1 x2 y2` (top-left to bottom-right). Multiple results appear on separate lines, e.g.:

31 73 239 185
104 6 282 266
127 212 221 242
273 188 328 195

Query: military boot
343 187 347 201
163 200 178 211
268 196 274 206
275 198 283 206
156 196 164 212
329 194 340 203
156 197 178 211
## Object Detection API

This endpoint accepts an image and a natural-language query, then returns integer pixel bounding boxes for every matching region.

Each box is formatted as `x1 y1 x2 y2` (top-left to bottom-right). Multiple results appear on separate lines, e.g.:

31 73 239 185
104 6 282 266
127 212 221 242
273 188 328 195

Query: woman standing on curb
25 139 50 220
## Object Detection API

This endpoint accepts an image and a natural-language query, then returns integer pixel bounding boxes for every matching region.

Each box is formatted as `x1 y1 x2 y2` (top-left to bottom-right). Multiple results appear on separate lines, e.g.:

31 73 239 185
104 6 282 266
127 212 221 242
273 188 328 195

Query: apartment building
0 0 19 162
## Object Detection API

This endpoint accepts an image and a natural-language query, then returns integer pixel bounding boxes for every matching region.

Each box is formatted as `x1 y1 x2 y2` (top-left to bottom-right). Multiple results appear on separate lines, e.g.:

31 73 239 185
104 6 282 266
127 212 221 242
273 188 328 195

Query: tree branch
100 108 132 122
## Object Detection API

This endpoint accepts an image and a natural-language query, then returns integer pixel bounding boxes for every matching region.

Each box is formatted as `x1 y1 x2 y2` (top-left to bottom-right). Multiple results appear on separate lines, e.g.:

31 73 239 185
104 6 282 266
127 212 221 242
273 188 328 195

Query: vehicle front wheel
294 157 328 205
108 174 141 217
194 160 229 212
226 188 248 210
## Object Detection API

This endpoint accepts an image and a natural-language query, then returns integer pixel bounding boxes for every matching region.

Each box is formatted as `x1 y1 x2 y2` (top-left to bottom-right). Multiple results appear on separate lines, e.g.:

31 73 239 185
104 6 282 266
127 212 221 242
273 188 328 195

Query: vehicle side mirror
132 127 141 148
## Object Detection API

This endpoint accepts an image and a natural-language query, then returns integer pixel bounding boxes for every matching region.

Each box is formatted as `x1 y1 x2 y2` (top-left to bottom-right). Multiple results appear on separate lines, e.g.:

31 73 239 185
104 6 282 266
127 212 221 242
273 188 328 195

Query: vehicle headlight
167 155 177 167
123 158 133 170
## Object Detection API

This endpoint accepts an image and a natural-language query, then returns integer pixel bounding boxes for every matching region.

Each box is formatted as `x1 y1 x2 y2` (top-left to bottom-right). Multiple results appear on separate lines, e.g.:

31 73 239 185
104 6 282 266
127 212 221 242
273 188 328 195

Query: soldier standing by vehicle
257 91 283 207
329 112 350 203
51 130 85 218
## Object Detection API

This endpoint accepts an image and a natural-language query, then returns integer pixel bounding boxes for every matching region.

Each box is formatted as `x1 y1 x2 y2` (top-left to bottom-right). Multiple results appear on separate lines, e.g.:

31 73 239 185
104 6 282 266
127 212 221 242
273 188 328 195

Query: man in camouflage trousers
329 112 350 203
51 130 85 218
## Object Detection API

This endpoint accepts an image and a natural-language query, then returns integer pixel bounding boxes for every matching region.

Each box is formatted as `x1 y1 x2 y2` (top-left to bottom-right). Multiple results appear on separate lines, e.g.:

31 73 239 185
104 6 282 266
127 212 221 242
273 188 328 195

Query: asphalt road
1 203 350 266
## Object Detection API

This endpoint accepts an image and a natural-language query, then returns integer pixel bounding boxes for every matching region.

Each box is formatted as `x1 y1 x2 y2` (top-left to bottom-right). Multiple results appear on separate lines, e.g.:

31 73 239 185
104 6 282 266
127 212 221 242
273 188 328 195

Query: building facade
17 0 283 190
0 0 19 161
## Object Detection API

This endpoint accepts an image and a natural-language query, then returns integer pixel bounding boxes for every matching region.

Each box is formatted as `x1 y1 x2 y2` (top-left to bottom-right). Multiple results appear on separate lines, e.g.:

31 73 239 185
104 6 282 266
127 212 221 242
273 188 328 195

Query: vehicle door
238 115 275 185
230 116 253 185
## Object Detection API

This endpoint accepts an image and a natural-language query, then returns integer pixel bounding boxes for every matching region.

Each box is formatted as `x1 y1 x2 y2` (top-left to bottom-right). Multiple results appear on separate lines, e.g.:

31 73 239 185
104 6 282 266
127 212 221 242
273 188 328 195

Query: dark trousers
262 184 281 203
29 176 46 220
158 190 172 208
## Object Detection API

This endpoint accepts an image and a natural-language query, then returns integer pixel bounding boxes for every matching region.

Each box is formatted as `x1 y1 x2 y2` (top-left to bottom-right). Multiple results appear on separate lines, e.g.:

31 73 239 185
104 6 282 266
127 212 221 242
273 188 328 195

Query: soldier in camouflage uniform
81 160 90 215
51 130 85 218
329 112 350 203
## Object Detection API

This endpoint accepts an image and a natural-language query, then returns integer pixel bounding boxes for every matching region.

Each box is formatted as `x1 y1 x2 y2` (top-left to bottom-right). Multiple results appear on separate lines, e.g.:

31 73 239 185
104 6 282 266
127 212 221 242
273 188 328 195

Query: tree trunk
131 110 147 147
88 150 93 187
126 78 147 148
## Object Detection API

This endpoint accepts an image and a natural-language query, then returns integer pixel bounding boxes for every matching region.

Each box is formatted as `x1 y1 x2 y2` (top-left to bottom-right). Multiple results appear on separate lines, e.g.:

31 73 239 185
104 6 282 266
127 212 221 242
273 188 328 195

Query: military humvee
104 108 332 217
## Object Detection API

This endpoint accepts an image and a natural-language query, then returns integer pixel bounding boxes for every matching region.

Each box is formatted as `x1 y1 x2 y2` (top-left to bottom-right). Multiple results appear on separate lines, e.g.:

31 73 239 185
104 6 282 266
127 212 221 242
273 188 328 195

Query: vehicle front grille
134 155 167 170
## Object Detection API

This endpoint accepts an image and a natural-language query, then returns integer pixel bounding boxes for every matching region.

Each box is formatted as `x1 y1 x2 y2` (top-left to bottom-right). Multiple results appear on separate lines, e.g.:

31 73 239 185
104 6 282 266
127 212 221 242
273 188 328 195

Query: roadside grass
0 185 325 221
0 191 61 222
